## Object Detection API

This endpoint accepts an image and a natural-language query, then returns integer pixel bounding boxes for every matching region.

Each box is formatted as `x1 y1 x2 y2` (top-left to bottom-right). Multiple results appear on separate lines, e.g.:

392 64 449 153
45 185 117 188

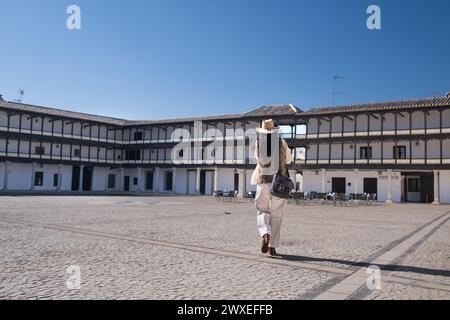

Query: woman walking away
251 119 293 256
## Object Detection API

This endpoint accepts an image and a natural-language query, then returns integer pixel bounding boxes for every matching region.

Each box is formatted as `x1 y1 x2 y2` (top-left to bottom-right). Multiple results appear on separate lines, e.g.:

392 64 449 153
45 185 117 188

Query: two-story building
289 94 450 204
0 95 300 197
1 93 449 204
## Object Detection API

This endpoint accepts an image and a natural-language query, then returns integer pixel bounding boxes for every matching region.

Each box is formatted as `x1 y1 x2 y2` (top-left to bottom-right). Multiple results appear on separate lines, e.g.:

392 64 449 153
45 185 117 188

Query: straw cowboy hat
255 119 279 134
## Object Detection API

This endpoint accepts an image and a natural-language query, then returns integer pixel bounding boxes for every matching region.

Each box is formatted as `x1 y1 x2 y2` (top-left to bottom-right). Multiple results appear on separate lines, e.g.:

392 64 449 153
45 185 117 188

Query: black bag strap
256 133 272 169
257 133 291 178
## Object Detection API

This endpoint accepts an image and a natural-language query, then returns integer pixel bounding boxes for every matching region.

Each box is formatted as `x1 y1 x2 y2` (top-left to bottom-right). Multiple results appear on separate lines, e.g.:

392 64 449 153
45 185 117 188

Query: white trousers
255 183 287 248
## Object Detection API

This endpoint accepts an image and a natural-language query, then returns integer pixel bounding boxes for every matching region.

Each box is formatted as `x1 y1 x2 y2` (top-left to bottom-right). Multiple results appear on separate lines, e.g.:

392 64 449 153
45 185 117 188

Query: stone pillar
79 165 85 192
214 168 219 194
432 170 440 205
3 161 10 191
57 164 63 191
153 167 160 193
31 162 36 191
299 173 304 192
354 169 359 194
137 167 142 192
104 167 109 191
196 168 201 194
386 170 393 205
321 169 326 193
237 169 246 198
172 168 177 194
289 170 297 192
119 167 124 191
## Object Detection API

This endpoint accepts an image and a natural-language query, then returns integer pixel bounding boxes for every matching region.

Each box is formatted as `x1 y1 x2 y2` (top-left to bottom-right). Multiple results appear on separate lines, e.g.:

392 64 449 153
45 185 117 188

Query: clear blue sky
1 0 449 120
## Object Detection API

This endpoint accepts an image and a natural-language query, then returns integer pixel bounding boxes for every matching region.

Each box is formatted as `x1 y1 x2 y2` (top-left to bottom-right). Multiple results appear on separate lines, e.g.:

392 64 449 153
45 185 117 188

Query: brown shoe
269 247 277 256
261 234 270 253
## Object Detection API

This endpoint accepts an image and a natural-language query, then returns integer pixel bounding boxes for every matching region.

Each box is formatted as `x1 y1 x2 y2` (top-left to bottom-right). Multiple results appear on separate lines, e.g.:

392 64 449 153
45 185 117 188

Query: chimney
0 94 4 101
446 92 450 98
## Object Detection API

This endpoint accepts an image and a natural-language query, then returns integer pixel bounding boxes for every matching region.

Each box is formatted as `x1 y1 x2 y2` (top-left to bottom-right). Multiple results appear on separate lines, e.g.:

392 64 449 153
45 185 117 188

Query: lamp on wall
415 140 420 146
349 145 354 150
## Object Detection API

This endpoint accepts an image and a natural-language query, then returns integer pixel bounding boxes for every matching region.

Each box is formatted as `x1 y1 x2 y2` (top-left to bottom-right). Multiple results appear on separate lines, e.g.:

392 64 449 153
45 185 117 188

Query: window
125 149 141 160
73 149 81 157
165 171 173 191
34 172 44 186
133 132 143 141
408 178 421 192
133 177 138 185
107 174 116 189
53 174 59 187
360 147 372 159
35 146 45 155
393 146 407 159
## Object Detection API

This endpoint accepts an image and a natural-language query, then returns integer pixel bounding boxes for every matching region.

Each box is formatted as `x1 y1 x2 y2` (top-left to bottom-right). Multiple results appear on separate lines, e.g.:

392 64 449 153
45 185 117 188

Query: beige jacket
251 136 293 186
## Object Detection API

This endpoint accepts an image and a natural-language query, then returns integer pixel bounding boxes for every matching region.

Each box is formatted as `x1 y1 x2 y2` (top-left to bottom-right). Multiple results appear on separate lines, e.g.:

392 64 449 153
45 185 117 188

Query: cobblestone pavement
0 196 449 300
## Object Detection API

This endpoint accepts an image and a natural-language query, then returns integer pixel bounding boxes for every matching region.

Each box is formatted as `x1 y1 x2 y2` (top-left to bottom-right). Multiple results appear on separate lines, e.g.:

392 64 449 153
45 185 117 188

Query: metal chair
291 192 305 205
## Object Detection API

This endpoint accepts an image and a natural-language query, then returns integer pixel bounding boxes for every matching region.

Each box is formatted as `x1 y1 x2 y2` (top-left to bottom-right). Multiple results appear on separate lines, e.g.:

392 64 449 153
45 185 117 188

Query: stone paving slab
0 225 333 300
0 196 449 300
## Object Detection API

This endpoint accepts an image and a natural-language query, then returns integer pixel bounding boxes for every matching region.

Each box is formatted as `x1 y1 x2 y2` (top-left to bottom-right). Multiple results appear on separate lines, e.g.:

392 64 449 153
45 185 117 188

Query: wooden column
424 111 428 164
394 113 398 164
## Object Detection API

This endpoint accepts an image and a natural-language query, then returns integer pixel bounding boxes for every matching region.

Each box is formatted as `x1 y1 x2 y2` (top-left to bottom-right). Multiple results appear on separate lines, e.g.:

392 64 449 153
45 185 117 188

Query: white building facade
1 94 450 204
294 95 450 204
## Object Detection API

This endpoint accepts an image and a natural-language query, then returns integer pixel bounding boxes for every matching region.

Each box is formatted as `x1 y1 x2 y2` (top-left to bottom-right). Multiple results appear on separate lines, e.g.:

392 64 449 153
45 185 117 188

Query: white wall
174 168 187 194
33 164 59 191
108 168 121 191
0 163 76 191
302 169 401 202
377 172 401 202
217 168 235 191
60 165 73 191
92 167 107 191
7 163 32 190
440 170 450 204
246 170 256 192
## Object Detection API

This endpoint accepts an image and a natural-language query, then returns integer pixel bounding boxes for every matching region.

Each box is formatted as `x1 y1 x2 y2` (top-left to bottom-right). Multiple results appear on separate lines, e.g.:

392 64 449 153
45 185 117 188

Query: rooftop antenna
332 75 346 107
15 89 24 103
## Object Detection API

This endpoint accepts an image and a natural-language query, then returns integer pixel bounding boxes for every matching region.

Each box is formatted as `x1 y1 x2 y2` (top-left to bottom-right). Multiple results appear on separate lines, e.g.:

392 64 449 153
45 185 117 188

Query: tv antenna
332 75 346 107
15 89 25 103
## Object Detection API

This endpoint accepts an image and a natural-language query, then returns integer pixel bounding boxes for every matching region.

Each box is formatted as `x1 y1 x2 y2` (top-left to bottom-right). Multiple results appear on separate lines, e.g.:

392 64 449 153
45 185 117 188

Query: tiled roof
1 95 449 125
126 104 302 126
0 99 126 125
0 98 302 126
303 96 450 116
124 113 244 126
244 104 302 117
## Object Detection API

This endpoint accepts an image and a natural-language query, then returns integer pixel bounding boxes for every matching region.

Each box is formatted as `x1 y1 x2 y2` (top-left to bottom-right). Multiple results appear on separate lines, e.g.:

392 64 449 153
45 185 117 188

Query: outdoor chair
333 193 348 206
291 192 305 205
245 191 256 202
355 193 366 206
317 193 328 205
221 190 235 203
214 190 223 201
